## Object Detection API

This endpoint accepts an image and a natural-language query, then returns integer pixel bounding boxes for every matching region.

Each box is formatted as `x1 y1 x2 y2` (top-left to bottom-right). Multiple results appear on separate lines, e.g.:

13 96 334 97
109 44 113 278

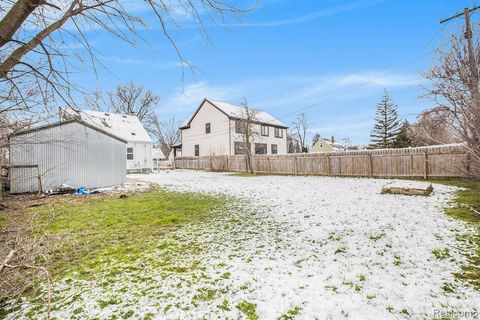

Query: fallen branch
0 250 15 273
2 263 52 320
470 207 480 215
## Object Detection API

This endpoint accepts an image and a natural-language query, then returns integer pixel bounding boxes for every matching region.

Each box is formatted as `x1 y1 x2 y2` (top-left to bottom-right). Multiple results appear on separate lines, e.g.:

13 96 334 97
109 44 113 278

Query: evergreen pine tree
393 120 412 148
370 90 401 148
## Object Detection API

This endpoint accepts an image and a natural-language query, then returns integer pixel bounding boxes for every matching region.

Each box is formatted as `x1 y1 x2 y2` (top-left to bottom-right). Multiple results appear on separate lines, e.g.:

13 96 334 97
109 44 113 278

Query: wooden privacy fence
175 144 475 179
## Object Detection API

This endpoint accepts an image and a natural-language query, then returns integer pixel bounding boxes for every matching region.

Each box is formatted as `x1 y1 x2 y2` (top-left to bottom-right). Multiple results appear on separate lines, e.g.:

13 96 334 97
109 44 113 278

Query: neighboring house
310 137 345 153
60 108 153 173
152 148 166 166
178 99 288 157
9 119 126 193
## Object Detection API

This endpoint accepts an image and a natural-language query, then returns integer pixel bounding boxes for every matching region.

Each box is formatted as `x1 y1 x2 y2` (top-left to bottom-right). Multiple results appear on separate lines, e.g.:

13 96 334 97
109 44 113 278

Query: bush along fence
174 144 475 179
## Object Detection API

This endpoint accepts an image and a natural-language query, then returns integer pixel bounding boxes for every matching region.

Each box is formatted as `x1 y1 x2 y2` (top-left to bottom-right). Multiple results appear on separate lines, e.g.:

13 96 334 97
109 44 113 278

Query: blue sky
69 0 476 145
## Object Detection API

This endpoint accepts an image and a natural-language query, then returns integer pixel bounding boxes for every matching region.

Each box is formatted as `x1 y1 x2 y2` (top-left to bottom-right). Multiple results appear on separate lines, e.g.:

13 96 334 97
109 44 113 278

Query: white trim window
235 120 245 134
127 147 134 160
271 144 278 154
261 125 269 136
255 143 267 155
234 141 247 155
194 144 200 156
274 127 283 138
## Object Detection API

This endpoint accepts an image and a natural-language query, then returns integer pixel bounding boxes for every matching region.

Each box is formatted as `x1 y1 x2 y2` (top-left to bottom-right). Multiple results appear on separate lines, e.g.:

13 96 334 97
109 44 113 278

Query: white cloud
159 71 422 145
226 0 387 28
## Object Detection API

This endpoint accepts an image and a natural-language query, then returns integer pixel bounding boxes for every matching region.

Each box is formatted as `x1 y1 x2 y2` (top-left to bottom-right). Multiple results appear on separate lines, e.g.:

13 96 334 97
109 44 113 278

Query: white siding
181 100 288 156
10 121 126 193
126 141 153 171
181 101 231 156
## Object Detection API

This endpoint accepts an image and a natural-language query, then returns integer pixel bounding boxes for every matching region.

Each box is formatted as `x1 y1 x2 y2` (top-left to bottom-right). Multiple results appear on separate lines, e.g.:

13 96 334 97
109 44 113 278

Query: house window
261 125 269 136
255 143 267 155
271 144 278 154
274 127 283 138
127 147 134 160
194 145 200 157
234 141 247 155
205 123 211 134
235 120 245 134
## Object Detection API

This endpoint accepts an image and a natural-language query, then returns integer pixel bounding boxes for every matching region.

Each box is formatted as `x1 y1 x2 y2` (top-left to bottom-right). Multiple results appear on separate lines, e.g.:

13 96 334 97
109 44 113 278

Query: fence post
267 157 271 174
197 157 200 171
327 156 331 176
466 153 471 175
226 156 229 172
294 156 298 176
423 152 428 179
410 154 414 176
369 154 374 177
36 165 43 194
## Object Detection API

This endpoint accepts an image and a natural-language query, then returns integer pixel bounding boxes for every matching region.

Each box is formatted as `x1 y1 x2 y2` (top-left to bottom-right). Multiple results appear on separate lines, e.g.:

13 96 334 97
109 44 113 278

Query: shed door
10 167 39 193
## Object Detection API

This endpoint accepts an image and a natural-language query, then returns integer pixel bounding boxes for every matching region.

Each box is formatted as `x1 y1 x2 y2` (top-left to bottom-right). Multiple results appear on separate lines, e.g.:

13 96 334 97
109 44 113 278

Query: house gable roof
311 137 344 153
9 119 128 143
180 98 288 129
60 108 152 143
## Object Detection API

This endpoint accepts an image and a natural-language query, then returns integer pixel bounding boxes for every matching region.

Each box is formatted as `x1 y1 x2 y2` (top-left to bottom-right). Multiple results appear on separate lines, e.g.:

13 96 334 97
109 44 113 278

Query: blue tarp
74 187 100 195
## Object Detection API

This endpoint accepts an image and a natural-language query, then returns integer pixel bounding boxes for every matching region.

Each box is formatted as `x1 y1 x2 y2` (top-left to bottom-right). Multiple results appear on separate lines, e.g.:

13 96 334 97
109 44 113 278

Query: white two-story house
178 99 288 157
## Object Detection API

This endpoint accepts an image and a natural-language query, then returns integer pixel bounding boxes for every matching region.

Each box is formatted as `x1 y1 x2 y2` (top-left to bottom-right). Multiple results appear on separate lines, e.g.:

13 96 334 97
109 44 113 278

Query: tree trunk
0 0 45 48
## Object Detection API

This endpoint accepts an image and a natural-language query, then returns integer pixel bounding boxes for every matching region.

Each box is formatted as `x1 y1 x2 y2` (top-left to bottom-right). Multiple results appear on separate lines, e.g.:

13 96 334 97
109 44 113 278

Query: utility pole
440 6 479 53
440 6 480 111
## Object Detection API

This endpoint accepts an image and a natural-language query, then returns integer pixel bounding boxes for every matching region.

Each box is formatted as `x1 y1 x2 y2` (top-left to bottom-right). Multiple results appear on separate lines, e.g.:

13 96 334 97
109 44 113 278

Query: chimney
331 135 335 143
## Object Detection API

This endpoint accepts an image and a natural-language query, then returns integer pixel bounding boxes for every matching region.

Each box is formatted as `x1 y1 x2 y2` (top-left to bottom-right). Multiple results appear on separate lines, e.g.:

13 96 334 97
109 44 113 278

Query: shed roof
180 98 288 129
9 119 127 143
61 108 152 143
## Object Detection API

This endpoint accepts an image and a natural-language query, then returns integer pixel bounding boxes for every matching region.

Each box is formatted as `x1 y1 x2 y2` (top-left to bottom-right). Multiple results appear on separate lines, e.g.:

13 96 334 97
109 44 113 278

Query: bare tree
287 133 300 153
85 81 160 133
411 108 461 146
0 0 250 120
150 116 180 158
311 132 321 148
291 113 309 153
236 100 259 174
423 23 480 174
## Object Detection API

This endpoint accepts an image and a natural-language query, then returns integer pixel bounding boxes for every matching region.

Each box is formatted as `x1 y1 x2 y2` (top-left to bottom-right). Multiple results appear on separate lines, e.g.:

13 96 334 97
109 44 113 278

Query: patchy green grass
217 299 231 312
236 301 259 320
31 189 228 278
279 306 302 319
432 179 480 290
432 248 451 260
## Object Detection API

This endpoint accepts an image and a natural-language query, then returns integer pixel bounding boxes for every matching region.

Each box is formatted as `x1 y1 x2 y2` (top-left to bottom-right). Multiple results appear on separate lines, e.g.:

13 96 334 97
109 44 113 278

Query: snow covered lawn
6 170 479 319
135 171 480 319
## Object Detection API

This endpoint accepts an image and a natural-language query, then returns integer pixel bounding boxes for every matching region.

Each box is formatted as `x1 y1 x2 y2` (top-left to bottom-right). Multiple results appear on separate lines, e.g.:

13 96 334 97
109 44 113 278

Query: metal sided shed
9 119 127 193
